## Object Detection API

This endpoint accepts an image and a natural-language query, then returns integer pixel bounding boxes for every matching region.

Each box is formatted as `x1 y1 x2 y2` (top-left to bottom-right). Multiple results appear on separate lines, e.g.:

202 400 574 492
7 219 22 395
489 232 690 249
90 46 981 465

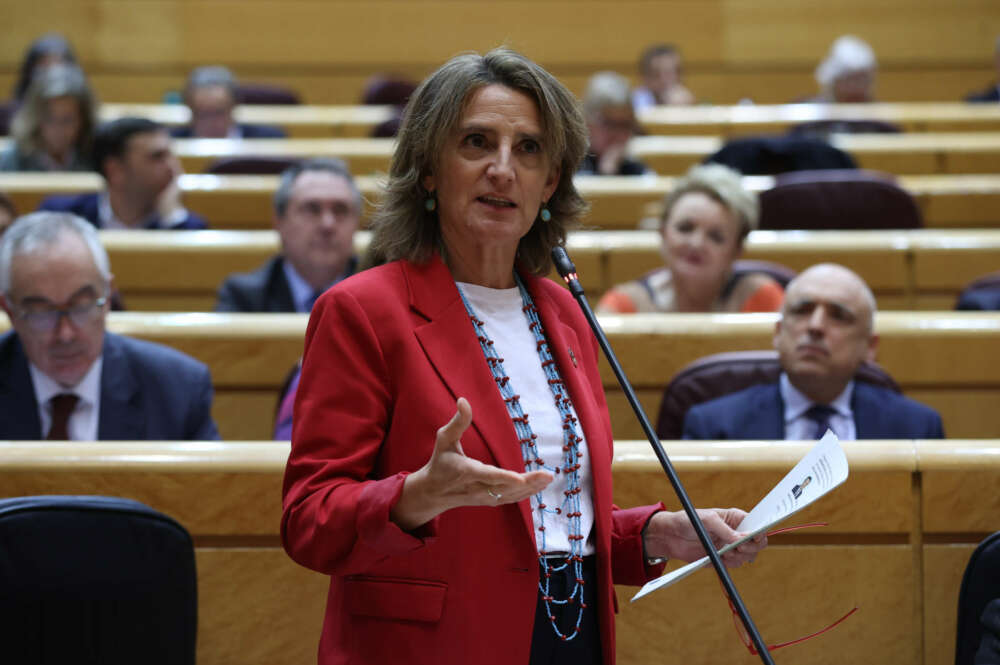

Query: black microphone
551 245 776 665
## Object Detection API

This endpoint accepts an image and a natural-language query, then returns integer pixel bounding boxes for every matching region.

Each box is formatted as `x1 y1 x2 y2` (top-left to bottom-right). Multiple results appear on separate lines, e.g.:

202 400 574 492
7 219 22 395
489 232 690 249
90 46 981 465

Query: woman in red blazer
281 48 764 665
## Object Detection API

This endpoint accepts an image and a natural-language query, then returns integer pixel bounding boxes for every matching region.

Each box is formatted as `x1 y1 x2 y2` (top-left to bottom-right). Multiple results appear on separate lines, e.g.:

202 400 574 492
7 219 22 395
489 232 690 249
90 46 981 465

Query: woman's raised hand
390 398 554 531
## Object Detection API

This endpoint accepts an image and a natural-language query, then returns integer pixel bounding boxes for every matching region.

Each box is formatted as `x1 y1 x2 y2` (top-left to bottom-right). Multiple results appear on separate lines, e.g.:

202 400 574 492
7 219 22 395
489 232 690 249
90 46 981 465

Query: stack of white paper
632 431 849 602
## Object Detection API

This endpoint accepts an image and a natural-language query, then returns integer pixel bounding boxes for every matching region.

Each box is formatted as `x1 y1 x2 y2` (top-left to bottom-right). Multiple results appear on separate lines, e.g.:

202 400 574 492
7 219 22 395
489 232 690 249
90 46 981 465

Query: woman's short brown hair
367 47 589 275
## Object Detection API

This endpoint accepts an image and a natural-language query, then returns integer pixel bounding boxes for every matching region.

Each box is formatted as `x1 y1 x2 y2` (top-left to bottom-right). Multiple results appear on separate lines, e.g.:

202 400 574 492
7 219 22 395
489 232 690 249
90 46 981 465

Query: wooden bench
4 133 1000 176
4 172 1000 231
86 228 1000 312
4 312 995 441
89 102 1000 138
0 439 992 665
4 0 997 105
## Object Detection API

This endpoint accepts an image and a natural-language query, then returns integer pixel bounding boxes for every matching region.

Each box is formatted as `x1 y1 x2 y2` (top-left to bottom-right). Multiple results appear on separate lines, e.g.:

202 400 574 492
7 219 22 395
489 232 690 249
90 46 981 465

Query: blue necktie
804 404 838 440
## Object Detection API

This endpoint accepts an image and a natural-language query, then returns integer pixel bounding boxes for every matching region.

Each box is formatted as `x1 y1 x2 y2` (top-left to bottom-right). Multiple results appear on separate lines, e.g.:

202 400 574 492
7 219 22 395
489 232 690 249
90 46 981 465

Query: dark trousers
529 555 602 665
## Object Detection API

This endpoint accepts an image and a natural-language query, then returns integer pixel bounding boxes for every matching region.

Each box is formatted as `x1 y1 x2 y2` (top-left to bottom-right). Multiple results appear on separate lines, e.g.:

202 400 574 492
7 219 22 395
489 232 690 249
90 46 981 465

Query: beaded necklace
457 273 587 642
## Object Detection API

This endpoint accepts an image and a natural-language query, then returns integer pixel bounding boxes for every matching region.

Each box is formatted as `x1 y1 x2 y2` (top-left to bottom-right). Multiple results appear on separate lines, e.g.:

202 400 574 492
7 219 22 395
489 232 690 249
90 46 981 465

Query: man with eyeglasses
214 158 361 312
0 212 219 440
682 263 944 441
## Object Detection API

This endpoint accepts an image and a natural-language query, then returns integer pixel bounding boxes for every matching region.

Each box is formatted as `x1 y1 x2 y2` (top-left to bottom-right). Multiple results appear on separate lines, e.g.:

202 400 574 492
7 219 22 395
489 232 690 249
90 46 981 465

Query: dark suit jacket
682 380 944 439
957 288 1000 311
281 255 663 665
170 123 286 138
977 598 1000 665
966 85 1000 103
0 331 219 440
214 255 358 313
38 192 208 230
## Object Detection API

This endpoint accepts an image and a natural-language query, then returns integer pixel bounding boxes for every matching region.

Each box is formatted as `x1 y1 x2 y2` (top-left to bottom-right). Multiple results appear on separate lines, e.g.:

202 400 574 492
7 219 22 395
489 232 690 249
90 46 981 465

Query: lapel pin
568 347 578 368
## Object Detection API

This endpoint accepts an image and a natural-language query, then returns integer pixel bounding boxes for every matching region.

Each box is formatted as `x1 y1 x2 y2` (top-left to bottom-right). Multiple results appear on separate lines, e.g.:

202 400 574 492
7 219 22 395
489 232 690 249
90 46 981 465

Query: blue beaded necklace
457 273 587 642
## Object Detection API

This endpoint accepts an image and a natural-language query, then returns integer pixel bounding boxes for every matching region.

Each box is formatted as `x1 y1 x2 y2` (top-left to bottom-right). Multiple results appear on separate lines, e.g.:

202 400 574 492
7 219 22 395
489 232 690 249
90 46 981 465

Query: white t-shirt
458 282 596 556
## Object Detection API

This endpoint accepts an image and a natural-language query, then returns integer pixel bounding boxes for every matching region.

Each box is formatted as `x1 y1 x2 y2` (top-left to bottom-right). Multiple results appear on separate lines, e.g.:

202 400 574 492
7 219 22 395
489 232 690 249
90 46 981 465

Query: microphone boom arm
551 246 776 665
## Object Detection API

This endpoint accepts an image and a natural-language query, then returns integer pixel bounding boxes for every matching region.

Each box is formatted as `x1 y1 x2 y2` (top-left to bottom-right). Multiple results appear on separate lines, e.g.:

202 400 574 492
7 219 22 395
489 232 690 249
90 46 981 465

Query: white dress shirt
29 357 104 441
97 192 192 230
780 373 856 441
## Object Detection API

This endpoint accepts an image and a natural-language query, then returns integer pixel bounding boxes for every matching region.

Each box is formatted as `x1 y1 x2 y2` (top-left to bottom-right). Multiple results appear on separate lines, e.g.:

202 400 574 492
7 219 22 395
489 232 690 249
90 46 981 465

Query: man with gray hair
171 65 285 139
577 71 649 176
214 158 361 312
0 211 219 440
683 263 944 440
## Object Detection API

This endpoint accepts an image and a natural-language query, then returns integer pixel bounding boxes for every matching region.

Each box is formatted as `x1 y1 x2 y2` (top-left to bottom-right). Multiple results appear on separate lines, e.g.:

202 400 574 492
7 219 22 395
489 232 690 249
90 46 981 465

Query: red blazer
281 255 664 665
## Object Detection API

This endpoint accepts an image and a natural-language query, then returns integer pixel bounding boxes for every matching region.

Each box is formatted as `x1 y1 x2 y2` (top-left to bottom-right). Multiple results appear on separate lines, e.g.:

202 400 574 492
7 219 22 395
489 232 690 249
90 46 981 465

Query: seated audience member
811 35 877 103
631 43 695 111
0 192 17 236
0 64 97 172
578 71 650 175
0 212 219 440
966 36 1000 103
2 33 78 134
171 66 285 139
214 158 360 312
9 34 78 105
39 117 207 229
683 263 944 440
597 164 784 313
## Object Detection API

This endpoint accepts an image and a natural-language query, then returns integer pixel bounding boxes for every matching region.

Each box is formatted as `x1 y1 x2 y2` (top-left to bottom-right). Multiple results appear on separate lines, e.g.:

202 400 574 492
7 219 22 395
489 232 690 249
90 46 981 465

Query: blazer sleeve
280 287 437 576
187 362 221 441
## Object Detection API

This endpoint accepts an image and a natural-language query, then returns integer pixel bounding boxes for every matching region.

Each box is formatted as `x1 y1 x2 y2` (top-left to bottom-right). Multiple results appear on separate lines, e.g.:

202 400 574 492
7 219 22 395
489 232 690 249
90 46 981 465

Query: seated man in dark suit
966 36 1000 103
171 66 285 139
214 158 360 312
683 263 944 440
38 117 207 230
0 212 219 440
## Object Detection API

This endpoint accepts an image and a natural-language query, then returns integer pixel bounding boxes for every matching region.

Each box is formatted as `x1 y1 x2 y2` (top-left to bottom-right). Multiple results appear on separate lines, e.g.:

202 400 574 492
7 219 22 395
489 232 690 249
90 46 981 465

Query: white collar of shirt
97 191 190 230
780 373 856 440
28 355 103 440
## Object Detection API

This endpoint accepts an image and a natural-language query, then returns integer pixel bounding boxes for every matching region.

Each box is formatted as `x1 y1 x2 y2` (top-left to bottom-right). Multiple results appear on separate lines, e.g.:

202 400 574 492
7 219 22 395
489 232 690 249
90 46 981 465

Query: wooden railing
0 440 994 665
4 312 996 441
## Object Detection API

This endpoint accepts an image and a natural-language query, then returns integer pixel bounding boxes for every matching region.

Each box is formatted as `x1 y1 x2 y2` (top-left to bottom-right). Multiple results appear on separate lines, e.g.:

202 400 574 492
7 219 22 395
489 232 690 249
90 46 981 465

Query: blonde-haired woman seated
597 164 785 313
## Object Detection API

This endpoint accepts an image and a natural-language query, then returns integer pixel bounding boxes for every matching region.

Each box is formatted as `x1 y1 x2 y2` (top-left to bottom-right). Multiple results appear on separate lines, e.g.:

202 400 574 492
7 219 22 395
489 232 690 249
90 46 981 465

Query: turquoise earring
539 202 552 222
424 194 437 212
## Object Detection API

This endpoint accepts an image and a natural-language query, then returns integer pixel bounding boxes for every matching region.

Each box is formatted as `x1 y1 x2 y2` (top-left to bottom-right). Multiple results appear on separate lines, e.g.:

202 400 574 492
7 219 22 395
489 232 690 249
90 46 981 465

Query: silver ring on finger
486 488 502 501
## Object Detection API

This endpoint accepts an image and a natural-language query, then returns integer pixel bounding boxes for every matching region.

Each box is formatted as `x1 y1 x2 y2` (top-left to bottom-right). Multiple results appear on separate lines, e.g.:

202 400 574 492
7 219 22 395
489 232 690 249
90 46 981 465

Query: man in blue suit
683 263 944 440
0 212 219 440
39 117 207 230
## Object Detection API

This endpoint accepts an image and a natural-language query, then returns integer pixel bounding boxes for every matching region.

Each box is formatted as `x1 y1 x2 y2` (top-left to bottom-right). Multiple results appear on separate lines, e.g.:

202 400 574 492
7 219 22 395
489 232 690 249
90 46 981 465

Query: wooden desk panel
4 173 1000 231
89 102 1000 139
7 133 998 178
2 312 997 440
637 102 1000 137
2 441 991 665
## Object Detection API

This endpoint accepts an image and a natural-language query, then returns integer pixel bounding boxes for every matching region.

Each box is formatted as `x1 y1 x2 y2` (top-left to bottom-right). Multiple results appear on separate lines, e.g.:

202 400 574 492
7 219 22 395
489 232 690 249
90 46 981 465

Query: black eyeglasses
723 523 858 655
13 296 108 333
